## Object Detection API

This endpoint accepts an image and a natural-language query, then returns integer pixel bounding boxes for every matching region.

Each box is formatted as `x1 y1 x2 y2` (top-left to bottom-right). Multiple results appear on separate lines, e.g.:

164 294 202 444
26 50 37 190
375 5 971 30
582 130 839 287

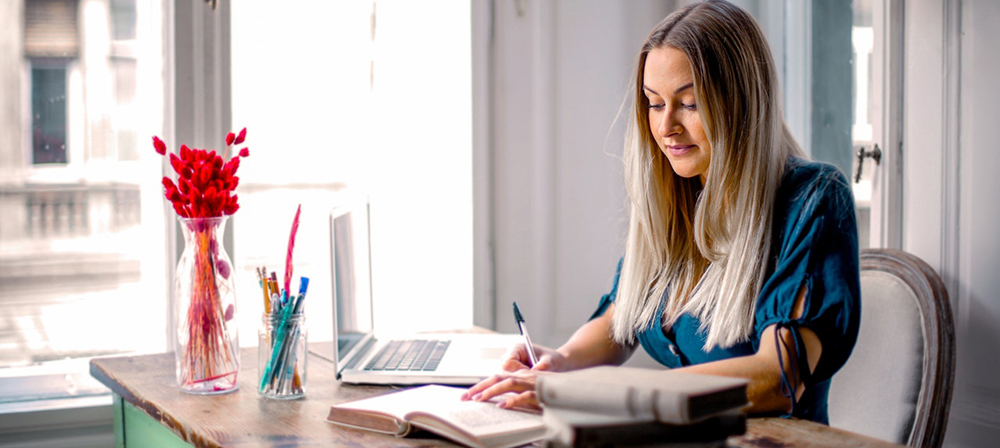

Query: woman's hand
460 343 566 411
464 302 631 411
460 369 552 411
502 343 569 373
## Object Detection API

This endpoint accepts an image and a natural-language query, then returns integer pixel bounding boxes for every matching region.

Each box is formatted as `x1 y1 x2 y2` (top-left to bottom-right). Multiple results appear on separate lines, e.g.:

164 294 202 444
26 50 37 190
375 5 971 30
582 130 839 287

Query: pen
512 302 539 368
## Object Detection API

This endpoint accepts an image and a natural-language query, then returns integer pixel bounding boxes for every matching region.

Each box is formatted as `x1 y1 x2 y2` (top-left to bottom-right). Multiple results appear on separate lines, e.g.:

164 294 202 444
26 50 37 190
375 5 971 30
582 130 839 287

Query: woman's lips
667 145 696 156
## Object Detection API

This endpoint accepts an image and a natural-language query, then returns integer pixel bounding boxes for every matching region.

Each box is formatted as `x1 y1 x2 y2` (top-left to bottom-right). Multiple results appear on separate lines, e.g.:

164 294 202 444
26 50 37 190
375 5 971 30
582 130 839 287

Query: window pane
746 0 874 248
229 1 374 348
1 0 166 402
111 0 137 41
31 65 68 165
852 0 875 248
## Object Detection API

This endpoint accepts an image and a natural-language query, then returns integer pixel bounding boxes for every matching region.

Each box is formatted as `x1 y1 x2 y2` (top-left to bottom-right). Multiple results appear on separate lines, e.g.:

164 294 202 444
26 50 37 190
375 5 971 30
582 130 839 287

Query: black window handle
855 143 882 183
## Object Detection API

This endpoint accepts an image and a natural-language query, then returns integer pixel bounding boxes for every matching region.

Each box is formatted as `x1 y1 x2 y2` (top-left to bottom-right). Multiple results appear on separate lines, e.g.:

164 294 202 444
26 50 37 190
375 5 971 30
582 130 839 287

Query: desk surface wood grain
91 348 903 448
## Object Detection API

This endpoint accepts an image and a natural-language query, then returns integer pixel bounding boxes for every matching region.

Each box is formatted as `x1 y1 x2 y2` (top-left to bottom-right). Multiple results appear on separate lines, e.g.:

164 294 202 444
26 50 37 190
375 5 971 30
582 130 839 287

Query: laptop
326 196 523 385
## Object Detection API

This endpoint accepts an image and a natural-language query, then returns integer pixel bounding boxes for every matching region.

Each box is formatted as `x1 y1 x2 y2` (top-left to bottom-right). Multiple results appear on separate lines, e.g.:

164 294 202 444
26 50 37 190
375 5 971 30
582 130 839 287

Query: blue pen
294 277 310 313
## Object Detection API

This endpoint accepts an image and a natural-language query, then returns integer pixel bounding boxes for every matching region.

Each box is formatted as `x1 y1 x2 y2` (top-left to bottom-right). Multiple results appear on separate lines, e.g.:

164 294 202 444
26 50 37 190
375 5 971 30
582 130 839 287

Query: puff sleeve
754 164 861 395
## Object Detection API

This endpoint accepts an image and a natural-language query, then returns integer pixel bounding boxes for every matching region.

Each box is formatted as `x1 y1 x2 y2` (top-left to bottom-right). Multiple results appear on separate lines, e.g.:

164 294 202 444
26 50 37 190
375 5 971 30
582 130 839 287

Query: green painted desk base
113 394 189 448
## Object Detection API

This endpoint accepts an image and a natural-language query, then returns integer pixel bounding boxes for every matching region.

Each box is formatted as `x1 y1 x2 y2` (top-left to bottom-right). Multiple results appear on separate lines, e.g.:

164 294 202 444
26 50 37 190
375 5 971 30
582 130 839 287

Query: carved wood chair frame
859 248 956 448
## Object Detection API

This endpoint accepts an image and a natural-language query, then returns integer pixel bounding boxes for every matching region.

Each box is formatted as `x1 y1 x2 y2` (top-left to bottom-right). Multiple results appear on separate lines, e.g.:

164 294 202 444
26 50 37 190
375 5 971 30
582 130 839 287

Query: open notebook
323 197 522 385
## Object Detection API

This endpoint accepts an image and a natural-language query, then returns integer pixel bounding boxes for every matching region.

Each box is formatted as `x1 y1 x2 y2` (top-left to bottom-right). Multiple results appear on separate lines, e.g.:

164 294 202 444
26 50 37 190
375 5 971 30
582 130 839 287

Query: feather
283 204 302 295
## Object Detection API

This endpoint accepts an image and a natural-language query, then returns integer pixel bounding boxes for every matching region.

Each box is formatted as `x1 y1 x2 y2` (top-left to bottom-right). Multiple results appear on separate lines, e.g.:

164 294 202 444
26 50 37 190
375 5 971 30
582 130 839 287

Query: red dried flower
152 128 250 218
169 153 184 175
153 136 167 155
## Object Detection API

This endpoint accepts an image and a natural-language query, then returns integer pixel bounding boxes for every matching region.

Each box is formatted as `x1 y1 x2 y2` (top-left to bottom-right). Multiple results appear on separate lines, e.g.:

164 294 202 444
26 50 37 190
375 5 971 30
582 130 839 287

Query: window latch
855 143 882 183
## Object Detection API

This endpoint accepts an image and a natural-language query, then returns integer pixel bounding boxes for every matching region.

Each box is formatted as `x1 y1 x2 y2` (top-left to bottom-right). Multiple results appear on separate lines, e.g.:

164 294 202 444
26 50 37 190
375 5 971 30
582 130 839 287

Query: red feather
284 204 302 295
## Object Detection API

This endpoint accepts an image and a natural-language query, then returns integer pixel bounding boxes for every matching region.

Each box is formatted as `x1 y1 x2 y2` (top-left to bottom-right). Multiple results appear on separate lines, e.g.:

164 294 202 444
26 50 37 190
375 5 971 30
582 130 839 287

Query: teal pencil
259 301 295 392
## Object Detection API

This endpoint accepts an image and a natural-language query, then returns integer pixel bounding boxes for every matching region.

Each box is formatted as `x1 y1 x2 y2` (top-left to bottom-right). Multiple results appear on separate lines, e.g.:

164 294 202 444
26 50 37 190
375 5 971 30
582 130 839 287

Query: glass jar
175 216 239 394
258 312 307 399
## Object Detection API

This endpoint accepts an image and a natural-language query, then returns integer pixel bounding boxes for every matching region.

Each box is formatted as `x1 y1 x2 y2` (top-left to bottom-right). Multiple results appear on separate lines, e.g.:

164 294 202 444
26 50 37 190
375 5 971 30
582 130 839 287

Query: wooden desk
90 349 903 448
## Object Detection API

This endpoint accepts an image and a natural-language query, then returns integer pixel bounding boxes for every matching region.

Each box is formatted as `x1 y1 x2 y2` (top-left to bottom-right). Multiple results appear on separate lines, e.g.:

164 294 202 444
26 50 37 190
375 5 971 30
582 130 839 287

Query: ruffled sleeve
754 162 861 405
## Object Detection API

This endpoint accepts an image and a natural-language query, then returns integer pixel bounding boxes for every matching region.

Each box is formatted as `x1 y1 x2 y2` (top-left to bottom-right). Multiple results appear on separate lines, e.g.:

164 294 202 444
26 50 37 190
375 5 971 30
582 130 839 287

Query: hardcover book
542 407 745 448
536 366 749 425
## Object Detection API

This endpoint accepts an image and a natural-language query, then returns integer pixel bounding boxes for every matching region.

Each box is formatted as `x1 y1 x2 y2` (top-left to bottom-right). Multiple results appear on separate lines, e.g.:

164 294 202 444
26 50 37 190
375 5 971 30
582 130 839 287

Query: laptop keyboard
364 339 451 371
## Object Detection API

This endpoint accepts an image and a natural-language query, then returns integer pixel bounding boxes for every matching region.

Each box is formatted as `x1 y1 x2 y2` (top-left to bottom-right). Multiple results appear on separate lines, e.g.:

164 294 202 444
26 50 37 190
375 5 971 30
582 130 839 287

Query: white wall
895 0 1000 446
486 0 673 368
943 1 1000 446
485 1 1000 444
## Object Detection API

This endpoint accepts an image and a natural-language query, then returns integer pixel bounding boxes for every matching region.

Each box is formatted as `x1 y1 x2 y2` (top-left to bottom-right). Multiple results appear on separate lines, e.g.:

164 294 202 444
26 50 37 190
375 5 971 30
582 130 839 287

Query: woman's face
643 46 711 182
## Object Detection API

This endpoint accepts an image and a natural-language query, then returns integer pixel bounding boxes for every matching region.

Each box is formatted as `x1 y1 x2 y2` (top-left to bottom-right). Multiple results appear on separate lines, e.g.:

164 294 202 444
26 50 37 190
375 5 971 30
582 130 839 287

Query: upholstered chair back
828 249 955 448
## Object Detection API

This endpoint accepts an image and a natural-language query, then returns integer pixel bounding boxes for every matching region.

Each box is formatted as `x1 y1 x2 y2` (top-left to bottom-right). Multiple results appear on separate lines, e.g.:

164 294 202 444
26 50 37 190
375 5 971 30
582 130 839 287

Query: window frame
0 1 230 436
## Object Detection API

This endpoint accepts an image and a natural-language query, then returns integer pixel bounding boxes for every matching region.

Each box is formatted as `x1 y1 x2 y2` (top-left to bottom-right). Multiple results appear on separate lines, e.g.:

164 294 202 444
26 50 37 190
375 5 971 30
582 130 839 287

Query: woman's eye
648 103 665 110
681 102 697 110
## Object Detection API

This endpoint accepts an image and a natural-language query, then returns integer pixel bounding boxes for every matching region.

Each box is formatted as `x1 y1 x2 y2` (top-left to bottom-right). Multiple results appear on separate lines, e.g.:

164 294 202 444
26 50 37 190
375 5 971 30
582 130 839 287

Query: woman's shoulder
782 157 850 188
779 157 853 205
774 157 855 228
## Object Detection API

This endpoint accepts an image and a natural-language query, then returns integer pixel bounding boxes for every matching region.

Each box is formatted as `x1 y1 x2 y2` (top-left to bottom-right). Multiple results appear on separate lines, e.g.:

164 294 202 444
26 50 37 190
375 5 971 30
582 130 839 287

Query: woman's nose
657 110 680 138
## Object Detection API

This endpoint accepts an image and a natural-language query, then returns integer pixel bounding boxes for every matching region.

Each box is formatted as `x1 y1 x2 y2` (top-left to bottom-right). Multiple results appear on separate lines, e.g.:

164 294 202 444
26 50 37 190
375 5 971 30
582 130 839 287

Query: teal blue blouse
591 158 861 424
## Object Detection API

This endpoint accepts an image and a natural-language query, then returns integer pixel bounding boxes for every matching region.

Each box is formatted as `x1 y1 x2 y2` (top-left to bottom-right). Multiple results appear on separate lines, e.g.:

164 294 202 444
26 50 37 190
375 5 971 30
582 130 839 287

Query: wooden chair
828 248 956 448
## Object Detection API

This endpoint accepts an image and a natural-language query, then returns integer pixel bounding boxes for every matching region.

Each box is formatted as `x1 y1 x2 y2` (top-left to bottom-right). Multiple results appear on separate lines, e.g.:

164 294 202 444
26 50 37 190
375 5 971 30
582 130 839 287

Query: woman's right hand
502 343 569 373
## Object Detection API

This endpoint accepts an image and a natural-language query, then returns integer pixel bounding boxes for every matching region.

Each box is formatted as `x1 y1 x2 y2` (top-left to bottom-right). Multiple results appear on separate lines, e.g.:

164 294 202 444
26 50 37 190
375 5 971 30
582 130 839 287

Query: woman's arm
554 302 636 369
468 286 822 413
676 284 822 414
469 320 820 413
680 323 822 414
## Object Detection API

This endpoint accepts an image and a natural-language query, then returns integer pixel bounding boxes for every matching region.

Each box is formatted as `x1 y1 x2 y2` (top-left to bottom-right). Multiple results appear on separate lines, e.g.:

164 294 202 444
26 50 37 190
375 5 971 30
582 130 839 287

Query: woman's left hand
460 369 551 411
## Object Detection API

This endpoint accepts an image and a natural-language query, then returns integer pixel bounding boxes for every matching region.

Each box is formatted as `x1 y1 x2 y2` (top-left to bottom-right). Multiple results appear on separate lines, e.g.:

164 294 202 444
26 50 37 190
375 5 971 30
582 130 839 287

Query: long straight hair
612 0 806 349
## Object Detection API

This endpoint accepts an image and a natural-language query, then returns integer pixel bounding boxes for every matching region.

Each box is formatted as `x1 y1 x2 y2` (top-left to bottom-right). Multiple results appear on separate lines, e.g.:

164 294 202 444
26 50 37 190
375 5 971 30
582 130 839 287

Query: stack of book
536 366 749 448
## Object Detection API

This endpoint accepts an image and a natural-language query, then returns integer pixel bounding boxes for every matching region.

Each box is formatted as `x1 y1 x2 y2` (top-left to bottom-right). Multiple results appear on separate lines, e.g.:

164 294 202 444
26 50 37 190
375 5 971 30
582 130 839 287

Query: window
1 0 167 407
229 0 475 344
742 0 885 249
2 0 477 413
110 0 137 41
30 64 69 165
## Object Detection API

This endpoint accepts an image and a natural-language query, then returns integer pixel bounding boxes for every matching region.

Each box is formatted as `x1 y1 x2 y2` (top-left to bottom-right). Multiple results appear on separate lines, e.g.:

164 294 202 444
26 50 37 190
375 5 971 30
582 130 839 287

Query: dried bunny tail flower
169 153 185 175
153 136 167 155
239 147 249 158
234 127 247 145
172 201 189 218
223 195 240 215
226 132 236 146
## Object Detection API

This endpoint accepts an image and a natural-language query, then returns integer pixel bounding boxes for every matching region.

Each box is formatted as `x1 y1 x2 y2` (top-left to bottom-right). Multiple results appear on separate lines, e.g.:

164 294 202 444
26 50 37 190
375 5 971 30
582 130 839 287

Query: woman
462 0 860 424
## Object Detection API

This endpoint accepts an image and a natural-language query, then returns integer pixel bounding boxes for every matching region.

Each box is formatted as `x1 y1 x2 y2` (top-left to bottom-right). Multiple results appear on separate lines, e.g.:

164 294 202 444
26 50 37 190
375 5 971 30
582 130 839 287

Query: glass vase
174 216 240 394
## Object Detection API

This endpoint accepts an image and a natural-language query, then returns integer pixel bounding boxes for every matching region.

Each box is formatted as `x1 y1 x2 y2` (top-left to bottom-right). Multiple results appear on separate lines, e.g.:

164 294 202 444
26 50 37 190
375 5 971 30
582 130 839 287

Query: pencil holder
258 312 307 399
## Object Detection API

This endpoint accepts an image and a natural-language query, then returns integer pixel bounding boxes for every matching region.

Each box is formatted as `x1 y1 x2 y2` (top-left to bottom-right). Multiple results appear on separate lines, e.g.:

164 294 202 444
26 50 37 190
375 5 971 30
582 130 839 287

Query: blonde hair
612 0 806 349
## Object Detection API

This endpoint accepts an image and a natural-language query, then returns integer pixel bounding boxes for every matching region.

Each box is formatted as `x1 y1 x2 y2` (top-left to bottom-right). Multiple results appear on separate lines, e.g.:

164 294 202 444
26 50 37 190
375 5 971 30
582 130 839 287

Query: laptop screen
330 199 374 365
